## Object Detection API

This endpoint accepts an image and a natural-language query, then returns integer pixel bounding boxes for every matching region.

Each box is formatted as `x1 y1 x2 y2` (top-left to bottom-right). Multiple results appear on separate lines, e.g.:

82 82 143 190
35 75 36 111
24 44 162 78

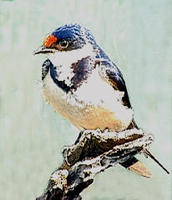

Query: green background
0 0 171 199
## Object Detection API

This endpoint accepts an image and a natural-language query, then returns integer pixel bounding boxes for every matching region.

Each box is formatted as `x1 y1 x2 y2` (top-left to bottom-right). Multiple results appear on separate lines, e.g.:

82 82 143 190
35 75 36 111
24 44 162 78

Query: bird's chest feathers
42 64 133 131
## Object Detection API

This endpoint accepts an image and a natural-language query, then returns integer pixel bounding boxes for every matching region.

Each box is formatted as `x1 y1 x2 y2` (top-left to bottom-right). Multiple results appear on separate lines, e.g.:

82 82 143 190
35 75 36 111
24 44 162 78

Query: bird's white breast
42 65 133 132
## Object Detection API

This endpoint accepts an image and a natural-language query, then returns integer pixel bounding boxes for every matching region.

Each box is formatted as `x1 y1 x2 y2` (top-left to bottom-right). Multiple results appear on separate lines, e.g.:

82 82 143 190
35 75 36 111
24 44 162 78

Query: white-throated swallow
34 24 169 177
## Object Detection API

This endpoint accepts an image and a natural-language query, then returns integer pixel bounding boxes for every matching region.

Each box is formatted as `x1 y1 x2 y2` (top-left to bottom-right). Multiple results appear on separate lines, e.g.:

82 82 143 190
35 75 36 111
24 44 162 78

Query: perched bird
34 24 169 177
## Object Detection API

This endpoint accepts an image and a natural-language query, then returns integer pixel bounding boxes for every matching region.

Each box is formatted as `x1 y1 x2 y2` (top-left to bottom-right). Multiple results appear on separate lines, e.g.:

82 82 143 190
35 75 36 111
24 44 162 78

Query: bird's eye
59 40 69 48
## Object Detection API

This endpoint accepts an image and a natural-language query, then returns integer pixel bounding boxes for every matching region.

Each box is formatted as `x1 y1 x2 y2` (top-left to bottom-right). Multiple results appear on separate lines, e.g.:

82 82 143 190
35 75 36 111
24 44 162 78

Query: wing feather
98 59 131 108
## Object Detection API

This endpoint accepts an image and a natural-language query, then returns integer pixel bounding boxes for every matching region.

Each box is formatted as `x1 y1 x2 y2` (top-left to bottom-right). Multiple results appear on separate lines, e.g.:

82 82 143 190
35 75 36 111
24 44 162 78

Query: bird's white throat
48 43 96 67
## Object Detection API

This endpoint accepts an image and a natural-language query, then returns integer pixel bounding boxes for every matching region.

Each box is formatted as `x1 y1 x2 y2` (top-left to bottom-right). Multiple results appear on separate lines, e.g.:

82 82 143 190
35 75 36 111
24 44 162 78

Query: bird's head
34 24 96 55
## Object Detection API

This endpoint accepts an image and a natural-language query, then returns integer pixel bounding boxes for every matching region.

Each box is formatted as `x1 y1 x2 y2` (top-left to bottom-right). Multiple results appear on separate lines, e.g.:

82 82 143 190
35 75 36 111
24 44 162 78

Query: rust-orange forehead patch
42 35 58 47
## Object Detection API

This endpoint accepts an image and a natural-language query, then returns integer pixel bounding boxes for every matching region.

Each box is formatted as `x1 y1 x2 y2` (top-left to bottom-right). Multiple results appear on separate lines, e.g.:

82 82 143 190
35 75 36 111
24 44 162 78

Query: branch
36 128 153 200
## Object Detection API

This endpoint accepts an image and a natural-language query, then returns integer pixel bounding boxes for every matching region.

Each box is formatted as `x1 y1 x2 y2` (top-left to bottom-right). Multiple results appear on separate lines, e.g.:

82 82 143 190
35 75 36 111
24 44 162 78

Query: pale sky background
0 0 171 200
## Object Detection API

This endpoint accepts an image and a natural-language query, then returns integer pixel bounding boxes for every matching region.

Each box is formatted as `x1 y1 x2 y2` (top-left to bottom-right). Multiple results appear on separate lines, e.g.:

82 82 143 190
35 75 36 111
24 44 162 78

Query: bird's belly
43 73 133 132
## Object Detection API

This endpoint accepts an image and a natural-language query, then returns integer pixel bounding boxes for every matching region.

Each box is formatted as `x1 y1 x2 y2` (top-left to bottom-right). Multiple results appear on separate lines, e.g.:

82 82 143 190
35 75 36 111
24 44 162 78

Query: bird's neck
46 43 98 93
48 43 96 67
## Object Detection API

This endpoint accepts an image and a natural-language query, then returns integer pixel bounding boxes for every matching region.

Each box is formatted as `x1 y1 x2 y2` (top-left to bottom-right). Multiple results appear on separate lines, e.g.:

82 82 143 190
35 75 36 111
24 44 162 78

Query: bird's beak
33 46 54 55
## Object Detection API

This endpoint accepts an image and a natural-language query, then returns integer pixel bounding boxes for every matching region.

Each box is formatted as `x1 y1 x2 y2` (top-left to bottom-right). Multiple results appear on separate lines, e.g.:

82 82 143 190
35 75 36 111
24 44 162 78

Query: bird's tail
142 149 170 175
123 120 170 177
121 156 152 178
121 150 170 178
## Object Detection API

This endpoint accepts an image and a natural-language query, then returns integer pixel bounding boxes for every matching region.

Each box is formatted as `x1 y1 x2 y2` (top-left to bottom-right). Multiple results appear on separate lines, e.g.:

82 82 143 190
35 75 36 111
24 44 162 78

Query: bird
34 24 169 177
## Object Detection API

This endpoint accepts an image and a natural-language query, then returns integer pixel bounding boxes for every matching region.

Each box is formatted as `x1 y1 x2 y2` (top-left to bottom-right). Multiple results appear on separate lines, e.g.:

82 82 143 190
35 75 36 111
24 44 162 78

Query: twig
36 128 153 200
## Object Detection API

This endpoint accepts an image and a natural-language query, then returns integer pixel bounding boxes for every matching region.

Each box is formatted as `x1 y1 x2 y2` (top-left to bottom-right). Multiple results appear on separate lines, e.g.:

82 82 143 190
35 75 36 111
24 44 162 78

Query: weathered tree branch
36 128 153 200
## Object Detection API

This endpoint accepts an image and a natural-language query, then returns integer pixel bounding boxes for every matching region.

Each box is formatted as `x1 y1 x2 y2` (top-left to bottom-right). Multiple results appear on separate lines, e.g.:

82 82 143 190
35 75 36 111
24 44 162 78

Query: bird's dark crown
53 24 95 41
41 24 96 52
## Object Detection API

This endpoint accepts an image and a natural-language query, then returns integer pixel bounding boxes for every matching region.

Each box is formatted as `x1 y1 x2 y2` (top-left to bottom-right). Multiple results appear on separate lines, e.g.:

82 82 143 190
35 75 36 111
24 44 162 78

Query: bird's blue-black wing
99 59 132 108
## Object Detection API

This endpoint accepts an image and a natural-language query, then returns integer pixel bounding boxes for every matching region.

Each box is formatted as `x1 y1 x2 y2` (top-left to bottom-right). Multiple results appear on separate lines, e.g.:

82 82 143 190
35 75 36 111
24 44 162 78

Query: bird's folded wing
97 59 131 108
97 59 152 177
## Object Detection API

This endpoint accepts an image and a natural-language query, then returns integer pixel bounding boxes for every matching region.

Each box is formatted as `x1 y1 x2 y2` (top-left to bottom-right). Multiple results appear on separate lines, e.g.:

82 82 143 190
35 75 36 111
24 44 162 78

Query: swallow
34 24 169 177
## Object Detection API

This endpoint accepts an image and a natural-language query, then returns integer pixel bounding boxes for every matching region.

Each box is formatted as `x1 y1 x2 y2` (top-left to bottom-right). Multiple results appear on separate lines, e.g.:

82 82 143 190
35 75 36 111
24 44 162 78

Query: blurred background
0 0 171 199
